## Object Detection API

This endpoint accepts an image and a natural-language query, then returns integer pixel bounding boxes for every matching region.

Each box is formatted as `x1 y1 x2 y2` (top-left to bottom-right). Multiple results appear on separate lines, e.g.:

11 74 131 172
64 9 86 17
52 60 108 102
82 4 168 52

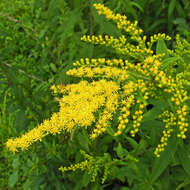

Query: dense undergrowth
1 0 190 190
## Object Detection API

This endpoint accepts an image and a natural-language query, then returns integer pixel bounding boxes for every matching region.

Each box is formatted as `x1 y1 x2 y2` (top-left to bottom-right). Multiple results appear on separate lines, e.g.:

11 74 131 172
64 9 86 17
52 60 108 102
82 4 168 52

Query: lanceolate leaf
156 39 169 57
8 171 18 188
160 56 180 70
151 135 178 183
177 145 190 176
168 0 176 20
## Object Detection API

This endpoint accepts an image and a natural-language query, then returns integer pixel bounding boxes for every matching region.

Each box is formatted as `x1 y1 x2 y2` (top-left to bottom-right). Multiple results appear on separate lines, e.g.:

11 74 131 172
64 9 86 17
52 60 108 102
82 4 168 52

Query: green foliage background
0 0 190 189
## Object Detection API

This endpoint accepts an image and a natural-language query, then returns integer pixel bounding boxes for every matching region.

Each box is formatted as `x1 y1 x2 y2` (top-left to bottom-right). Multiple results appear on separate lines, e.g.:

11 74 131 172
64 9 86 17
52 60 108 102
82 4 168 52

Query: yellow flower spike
6 80 120 152
6 3 189 161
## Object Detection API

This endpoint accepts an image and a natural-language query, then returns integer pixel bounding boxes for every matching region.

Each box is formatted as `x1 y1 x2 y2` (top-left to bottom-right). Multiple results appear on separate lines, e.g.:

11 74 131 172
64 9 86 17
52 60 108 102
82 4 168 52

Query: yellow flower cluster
130 103 146 137
6 3 190 159
66 66 128 80
91 93 119 139
149 33 171 45
163 79 188 140
6 122 47 152
59 160 88 173
50 84 67 94
81 34 153 61
59 4 189 158
147 56 189 144
176 105 188 139
93 3 143 36
154 111 176 157
114 79 148 136
73 58 126 67
91 4 172 60
115 94 134 136
59 150 108 182
6 80 119 152
81 35 126 48
169 34 190 68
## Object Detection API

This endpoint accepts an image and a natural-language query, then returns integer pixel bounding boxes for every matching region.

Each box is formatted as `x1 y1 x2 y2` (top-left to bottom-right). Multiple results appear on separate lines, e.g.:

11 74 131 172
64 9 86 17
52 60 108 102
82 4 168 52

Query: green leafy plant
0 0 97 189
105 0 190 40
5 3 190 189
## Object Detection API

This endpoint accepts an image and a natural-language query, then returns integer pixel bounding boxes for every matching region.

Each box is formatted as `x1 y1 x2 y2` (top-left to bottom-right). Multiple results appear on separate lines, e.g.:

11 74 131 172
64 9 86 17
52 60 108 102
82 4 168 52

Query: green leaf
8 171 18 188
176 1 186 18
160 56 180 70
116 166 137 183
121 187 131 190
92 9 121 36
134 139 148 154
177 145 190 176
147 19 167 32
31 175 45 190
122 0 138 19
82 170 91 187
173 18 186 25
143 107 164 122
156 39 168 57
142 120 164 146
50 63 57 72
12 156 20 169
151 135 178 183
130 2 144 13
114 143 128 159
90 183 104 190
143 99 169 122
77 130 90 151
106 126 115 136
23 179 32 190
168 0 176 20
125 136 138 149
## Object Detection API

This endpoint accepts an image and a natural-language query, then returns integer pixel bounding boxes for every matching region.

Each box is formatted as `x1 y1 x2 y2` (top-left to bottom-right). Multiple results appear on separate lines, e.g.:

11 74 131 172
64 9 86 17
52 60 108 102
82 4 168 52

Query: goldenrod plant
5 3 190 189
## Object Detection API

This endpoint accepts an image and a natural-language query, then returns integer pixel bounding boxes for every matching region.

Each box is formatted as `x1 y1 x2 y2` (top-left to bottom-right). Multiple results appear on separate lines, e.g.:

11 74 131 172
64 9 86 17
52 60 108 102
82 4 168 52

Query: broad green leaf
177 145 190 176
176 1 186 18
151 135 178 183
74 180 84 190
156 39 168 57
168 0 176 20
8 171 18 188
116 166 137 183
23 179 32 190
50 63 57 72
114 143 128 159
122 0 138 19
142 120 164 146
125 136 138 149
91 183 104 190
82 170 91 187
31 175 45 190
92 9 121 36
143 107 164 122
73 0 84 9
12 156 19 169
106 125 115 136
173 18 186 25
14 110 30 132
160 56 180 70
134 139 148 154
176 180 190 190
130 2 144 13
147 18 167 32
121 187 131 190
143 99 169 122
77 131 89 151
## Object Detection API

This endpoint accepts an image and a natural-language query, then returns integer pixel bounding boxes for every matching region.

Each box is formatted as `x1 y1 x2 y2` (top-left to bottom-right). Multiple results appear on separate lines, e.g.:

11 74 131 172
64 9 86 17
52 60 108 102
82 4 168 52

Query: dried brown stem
0 12 37 40
2 62 48 85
